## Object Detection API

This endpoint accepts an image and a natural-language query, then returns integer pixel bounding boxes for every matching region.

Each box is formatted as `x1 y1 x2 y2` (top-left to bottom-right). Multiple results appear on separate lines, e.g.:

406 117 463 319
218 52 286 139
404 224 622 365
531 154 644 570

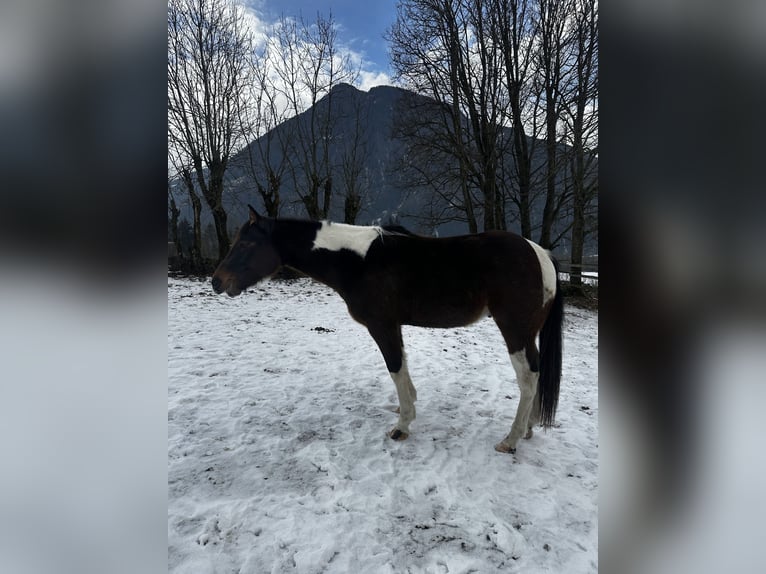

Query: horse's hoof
494 442 516 454
524 428 534 439
389 428 409 441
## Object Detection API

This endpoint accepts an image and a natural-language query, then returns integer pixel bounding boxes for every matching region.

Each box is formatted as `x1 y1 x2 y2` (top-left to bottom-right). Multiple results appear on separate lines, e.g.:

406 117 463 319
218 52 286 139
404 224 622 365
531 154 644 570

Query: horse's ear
248 204 261 224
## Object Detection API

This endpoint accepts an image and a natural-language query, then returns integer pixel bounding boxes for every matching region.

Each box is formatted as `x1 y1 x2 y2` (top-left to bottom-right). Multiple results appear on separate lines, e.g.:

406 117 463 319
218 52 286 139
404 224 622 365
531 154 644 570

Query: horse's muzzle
212 274 243 297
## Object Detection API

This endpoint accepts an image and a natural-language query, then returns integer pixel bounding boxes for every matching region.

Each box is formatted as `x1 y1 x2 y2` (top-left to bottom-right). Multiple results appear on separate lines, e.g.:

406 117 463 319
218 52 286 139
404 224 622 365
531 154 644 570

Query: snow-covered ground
168 276 598 573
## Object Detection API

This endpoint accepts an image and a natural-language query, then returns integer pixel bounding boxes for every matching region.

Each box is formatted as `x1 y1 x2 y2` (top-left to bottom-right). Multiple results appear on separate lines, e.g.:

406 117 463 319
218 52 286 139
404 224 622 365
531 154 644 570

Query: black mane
381 224 417 236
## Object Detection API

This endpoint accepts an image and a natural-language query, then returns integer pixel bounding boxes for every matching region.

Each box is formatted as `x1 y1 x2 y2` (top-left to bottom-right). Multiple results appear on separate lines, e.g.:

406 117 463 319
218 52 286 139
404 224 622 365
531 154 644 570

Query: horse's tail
538 256 564 428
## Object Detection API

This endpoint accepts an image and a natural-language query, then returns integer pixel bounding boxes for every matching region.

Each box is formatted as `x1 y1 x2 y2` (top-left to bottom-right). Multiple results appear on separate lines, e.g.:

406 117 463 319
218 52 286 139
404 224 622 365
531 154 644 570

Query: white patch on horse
312 221 383 259
525 239 557 306
390 353 417 435
495 349 540 453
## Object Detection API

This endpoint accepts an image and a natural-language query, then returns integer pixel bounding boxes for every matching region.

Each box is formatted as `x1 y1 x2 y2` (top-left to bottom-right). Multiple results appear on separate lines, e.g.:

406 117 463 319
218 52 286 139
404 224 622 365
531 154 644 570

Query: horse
212 206 564 454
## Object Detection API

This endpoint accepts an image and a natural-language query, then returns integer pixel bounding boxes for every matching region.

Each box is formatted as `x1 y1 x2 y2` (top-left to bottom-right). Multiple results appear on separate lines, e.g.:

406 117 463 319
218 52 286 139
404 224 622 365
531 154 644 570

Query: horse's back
373 230 539 279
355 230 545 329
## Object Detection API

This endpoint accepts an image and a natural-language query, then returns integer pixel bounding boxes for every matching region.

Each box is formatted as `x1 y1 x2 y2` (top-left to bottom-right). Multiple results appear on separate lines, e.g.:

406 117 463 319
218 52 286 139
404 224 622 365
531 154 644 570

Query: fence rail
553 256 598 285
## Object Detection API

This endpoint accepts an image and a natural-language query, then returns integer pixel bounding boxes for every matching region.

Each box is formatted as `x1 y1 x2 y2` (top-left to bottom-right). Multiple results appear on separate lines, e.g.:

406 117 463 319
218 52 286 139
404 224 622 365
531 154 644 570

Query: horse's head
212 205 281 297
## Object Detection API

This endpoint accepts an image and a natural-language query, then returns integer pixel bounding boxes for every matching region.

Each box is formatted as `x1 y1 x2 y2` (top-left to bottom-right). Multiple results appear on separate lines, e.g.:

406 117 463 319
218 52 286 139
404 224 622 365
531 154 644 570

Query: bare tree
534 0 571 248
491 0 539 239
271 12 358 219
387 39 481 233
339 91 371 224
168 132 205 270
389 0 508 232
561 0 598 286
391 93 482 232
235 37 292 218
167 0 254 261
388 0 597 250
168 179 183 262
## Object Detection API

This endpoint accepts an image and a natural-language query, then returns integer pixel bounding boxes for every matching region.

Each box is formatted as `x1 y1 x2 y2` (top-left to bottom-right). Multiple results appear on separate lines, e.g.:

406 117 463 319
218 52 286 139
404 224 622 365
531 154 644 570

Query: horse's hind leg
525 390 542 439
367 324 417 440
495 345 540 454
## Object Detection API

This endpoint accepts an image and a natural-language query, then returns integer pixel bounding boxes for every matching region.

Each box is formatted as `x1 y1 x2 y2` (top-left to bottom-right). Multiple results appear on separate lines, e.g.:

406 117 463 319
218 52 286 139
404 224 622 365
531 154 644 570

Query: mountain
222 83 426 228
171 83 597 256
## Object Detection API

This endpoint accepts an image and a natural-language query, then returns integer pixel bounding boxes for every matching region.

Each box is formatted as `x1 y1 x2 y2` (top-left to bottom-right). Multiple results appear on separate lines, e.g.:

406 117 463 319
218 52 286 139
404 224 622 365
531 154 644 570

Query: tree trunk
210 205 230 261
514 126 532 239
539 90 558 248
321 176 332 220
302 174 321 219
518 180 532 239
256 168 281 218
494 183 506 231
266 169 281 217
483 177 497 232
181 168 204 272
511 113 532 238
570 184 585 288
191 196 203 270
459 164 478 233
196 162 230 261
344 192 361 224
168 191 183 261
480 152 501 231
569 117 587 288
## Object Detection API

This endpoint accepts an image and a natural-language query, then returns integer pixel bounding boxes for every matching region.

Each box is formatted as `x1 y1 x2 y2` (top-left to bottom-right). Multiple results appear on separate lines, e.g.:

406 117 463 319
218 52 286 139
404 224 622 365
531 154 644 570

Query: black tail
538 256 564 428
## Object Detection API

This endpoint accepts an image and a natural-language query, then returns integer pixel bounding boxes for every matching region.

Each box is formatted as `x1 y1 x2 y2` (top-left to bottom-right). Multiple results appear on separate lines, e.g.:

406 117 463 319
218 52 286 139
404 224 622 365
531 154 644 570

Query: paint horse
212 206 563 453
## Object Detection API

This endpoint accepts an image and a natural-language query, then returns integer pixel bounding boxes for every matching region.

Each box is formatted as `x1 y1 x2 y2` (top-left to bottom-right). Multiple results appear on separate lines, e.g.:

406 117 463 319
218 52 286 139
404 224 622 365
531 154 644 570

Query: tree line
168 0 597 284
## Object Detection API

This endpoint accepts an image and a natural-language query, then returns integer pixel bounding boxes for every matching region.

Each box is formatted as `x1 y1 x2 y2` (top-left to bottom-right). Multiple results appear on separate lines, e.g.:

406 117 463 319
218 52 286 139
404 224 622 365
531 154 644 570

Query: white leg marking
390 355 416 436
526 389 541 438
525 239 557 306
495 349 540 453
312 221 382 258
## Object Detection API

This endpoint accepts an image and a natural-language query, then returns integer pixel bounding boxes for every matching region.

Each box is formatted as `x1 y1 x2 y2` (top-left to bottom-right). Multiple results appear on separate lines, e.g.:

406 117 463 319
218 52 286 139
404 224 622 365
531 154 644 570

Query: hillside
170 83 597 256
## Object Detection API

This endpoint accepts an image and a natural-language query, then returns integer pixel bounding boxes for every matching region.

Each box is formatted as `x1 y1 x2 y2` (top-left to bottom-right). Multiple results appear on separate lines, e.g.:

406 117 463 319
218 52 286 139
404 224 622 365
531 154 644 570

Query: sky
249 0 399 90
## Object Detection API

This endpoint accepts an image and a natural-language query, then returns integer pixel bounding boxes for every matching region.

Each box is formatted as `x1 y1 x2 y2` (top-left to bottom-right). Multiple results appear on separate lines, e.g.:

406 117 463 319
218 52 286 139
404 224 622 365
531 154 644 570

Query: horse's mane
381 224 418 237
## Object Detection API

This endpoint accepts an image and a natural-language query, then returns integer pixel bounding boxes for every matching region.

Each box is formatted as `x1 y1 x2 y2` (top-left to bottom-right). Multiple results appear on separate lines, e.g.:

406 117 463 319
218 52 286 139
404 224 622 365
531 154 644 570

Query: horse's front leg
367 324 417 440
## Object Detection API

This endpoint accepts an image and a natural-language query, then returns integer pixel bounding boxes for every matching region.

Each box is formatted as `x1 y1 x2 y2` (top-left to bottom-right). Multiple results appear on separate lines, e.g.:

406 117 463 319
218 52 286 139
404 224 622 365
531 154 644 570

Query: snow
168 276 598 573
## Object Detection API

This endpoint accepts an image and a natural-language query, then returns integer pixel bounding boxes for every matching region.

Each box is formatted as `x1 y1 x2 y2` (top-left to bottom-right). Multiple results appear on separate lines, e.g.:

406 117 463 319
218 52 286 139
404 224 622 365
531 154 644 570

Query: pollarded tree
491 0 539 239
534 0 572 249
389 0 507 233
561 0 598 286
168 0 254 261
339 89 372 224
236 35 292 218
271 12 359 220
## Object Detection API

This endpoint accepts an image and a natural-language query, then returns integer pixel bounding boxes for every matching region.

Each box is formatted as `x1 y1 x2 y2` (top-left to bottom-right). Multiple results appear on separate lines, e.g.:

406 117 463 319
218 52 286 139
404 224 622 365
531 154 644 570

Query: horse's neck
273 219 368 292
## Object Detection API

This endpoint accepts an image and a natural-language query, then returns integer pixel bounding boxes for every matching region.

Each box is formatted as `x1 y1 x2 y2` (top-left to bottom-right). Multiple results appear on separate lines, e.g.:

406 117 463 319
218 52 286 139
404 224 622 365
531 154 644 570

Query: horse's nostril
211 276 222 292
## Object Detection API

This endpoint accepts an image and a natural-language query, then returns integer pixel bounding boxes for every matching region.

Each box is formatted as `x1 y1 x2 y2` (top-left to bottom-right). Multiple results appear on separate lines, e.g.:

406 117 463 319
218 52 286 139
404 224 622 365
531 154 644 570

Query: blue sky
250 0 398 87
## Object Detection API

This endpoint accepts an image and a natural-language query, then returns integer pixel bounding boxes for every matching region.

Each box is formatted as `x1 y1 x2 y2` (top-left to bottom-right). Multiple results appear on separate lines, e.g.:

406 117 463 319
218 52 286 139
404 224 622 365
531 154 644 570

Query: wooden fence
554 255 598 284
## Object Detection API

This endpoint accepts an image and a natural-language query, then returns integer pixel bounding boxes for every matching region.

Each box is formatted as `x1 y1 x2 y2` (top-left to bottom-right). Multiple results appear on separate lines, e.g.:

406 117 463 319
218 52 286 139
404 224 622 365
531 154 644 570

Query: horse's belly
407 302 490 328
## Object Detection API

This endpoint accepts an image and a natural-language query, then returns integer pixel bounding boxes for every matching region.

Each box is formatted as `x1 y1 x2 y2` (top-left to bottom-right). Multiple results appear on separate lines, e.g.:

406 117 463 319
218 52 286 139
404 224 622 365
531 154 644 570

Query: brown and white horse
212 206 563 453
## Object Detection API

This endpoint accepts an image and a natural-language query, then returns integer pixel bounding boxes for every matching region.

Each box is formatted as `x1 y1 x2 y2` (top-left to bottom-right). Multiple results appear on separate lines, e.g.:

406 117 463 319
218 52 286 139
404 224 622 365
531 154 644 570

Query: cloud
357 69 393 91
243 3 393 96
